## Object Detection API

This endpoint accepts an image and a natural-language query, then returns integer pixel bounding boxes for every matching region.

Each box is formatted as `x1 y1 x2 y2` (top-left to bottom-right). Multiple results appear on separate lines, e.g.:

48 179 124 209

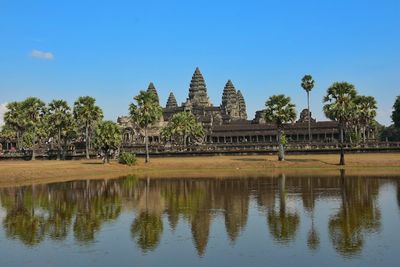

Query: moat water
0 173 399 267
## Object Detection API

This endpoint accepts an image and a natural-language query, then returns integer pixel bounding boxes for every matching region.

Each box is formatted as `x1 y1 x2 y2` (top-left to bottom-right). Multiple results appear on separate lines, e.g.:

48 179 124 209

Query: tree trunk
105 149 110 164
145 127 149 163
31 132 36 161
278 128 284 161
339 125 345 166
57 128 61 160
16 131 20 151
307 91 311 143
85 124 90 159
363 126 366 144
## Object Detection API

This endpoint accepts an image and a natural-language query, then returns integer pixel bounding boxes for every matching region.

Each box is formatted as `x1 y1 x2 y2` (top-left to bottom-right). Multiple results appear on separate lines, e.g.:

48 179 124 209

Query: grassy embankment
0 153 399 187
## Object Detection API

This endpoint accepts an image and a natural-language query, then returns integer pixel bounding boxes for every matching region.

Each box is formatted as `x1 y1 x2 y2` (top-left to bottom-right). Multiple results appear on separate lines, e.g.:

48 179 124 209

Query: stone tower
166 92 178 108
237 90 247 120
221 80 239 118
147 82 159 104
187 67 211 107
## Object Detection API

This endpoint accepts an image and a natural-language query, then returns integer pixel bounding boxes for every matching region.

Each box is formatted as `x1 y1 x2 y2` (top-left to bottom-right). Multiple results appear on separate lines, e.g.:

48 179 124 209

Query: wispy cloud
0 103 8 127
30 49 54 60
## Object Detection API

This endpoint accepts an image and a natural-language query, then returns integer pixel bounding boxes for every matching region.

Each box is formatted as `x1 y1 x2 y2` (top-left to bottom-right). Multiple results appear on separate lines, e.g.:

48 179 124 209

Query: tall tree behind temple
323 82 358 165
73 96 103 159
129 91 162 163
301 75 315 143
264 94 296 161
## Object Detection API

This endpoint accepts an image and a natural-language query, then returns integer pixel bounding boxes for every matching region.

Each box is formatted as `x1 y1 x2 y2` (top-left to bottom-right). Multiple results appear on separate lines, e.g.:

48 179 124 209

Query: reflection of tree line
0 175 395 257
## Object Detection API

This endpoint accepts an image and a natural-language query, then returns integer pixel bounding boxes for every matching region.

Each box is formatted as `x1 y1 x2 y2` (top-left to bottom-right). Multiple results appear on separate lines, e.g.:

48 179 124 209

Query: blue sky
0 0 399 125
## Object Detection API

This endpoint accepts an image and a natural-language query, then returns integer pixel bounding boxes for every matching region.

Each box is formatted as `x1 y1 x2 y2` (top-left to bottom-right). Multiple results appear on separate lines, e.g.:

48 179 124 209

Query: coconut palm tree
301 75 315 143
264 94 296 161
323 82 357 165
354 96 377 143
129 91 162 163
73 96 103 159
47 100 73 160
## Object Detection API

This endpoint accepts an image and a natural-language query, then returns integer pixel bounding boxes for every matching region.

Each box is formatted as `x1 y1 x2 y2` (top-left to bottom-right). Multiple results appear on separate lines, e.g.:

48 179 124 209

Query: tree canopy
92 120 122 163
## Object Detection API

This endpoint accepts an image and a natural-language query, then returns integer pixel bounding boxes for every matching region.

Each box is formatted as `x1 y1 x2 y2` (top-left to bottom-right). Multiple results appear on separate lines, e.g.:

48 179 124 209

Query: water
0 173 399 266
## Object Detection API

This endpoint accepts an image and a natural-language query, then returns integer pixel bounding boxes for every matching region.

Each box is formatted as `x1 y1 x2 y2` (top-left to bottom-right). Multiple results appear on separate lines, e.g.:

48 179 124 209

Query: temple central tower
187 67 211 107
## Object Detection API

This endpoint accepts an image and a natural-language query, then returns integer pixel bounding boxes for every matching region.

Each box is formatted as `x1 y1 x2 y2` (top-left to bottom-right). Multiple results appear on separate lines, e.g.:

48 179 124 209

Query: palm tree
264 94 296 161
48 100 73 160
73 96 103 159
354 96 377 143
129 91 162 163
4 101 25 150
21 97 46 160
161 112 204 148
92 120 122 163
323 82 357 165
301 75 315 143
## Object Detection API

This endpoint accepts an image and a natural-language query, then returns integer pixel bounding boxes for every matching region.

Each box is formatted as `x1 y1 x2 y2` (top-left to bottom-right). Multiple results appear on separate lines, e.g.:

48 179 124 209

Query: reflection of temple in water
0 175 391 256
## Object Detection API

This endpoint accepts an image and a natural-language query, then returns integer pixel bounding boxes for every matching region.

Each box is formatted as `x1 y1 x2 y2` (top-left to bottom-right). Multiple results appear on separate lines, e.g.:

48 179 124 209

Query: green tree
129 91 162 163
4 101 25 149
323 82 357 165
0 125 17 149
92 120 122 163
47 100 74 160
392 96 400 128
354 96 377 143
161 112 204 147
73 96 103 159
21 97 47 160
301 75 315 143
264 95 296 161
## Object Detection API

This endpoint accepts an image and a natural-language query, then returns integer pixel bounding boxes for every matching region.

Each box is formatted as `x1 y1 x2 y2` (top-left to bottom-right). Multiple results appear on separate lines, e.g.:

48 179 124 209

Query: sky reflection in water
0 173 399 267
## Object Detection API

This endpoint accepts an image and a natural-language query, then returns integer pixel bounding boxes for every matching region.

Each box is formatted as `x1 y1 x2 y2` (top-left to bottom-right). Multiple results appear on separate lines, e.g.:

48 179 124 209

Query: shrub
119 152 137 166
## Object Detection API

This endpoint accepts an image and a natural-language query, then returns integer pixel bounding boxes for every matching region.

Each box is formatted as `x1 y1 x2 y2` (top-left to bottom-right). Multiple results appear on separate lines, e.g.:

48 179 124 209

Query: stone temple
118 67 374 147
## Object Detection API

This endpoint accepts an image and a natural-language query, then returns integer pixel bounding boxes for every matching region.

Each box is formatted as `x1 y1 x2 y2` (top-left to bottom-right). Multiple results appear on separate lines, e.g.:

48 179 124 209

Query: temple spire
237 90 247 119
187 67 211 107
147 82 159 104
166 92 178 108
222 80 239 118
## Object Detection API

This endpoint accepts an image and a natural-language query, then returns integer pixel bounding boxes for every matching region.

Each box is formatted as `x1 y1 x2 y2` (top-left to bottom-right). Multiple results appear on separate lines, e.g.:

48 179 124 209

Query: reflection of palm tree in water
328 170 381 257
2 186 45 246
131 211 163 252
397 182 400 211
304 177 320 251
267 174 300 245
131 178 164 252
